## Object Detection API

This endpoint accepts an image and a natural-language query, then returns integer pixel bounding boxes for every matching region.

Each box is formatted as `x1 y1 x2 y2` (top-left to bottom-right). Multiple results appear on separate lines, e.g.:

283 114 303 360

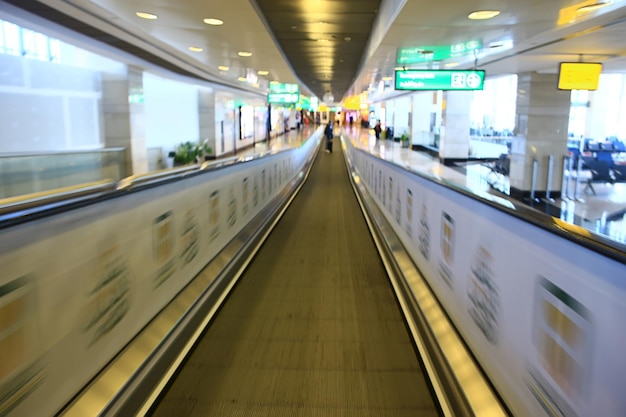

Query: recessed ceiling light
382 76 393 81
188 46 203 52
344 36 351 41
218 65 229 71
318 39 329 43
290 25 297 29
445 62 460 68
577 2 611 13
257 70 269 75
136 11 158 20
203 18 224 26
238 77 247 82
468 10 500 20
238 51 253 57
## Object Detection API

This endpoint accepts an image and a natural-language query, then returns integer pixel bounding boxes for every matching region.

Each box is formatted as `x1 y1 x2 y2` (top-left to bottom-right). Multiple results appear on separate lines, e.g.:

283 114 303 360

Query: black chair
583 160 615 195
611 164 626 182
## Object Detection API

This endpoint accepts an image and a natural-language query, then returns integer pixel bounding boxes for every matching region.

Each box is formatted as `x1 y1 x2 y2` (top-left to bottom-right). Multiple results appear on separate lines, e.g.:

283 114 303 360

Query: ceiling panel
2 0 626 104
252 0 381 100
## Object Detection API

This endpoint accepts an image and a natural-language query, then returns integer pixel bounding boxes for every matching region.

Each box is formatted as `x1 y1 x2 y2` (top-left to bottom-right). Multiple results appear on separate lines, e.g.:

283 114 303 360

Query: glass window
0 19 61 62
2 20 21 55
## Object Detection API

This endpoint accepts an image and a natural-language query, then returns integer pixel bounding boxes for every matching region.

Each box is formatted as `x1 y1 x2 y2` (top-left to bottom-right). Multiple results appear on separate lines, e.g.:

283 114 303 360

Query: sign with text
268 83 299 104
558 62 602 91
397 40 482 64
395 69 486 91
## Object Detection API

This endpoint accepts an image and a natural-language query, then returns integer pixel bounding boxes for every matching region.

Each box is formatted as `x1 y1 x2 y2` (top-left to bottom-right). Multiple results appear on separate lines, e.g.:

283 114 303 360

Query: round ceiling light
468 10 500 20
218 65 229 71
188 46 203 52
257 70 269 75
136 11 158 20
238 51 253 57
203 18 224 26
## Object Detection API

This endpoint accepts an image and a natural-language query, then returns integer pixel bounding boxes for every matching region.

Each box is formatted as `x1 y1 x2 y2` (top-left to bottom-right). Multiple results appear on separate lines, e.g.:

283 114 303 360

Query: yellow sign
558 62 602 90
343 95 361 110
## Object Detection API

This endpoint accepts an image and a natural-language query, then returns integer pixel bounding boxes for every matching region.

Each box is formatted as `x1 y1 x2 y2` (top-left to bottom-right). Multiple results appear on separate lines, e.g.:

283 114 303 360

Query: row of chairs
582 157 626 195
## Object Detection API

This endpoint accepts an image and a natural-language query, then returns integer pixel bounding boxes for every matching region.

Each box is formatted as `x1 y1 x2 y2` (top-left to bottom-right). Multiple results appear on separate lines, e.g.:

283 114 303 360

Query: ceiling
2 0 626 103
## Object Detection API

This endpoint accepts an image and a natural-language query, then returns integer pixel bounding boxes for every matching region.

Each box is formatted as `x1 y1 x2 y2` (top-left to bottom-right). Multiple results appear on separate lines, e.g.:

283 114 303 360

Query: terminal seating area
583 157 626 195
567 137 626 195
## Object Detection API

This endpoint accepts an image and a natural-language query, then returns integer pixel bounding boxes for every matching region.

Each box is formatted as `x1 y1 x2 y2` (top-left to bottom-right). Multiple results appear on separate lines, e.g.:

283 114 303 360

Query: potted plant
201 141 215 161
168 141 201 166
400 131 410 148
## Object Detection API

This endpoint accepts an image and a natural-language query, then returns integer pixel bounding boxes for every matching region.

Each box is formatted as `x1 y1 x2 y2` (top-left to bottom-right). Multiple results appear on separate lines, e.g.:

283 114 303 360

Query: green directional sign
268 93 299 104
397 40 482 64
268 82 299 104
395 69 485 91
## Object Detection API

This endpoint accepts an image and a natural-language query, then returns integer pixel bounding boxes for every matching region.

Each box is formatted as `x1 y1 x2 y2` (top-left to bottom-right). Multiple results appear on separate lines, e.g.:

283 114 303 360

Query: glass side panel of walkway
149 136 441 416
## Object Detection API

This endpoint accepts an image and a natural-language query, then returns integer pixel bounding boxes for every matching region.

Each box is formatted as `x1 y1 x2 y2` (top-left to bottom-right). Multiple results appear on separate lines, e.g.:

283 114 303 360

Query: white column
198 88 216 154
102 66 148 176
411 92 439 146
439 90 472 160
510 72 570 200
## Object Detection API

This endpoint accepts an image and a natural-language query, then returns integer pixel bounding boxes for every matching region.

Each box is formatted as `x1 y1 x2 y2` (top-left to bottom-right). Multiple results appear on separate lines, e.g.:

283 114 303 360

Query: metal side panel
58 138 322 417
340 137 511 417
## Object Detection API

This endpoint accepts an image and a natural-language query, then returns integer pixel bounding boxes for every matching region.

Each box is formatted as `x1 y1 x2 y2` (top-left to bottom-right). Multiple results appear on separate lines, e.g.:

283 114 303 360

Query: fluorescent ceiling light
238 51 253 57
136 12 157 20
577 2 611 13
468 10 500 20
445 62 459 68
382 76 393 81
257 70 269 75
238 77 247 81
203 18 224 26
188 46 203 52
218 65 229 71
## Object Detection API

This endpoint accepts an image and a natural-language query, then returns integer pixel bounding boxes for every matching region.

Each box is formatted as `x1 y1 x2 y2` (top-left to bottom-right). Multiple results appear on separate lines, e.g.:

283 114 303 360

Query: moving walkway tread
150 139 441 417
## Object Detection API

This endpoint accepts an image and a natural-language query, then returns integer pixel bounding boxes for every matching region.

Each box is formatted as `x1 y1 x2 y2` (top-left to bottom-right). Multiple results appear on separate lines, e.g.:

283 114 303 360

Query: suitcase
326 138 333 153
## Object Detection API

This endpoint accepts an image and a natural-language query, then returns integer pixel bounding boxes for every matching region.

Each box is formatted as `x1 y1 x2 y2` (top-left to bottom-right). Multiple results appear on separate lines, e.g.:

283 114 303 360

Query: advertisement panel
346 139 626 417
0 134 319 417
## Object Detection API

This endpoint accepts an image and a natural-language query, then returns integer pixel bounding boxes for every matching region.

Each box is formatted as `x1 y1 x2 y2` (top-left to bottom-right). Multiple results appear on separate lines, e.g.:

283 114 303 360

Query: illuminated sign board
397 40 482 64
558 62 602 91
268 83 299 104
297 95 311 109
395 69 485 91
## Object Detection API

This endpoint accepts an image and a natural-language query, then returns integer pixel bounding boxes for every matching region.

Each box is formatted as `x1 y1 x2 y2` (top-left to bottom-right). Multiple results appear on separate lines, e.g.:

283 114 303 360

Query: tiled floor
344 126 626 246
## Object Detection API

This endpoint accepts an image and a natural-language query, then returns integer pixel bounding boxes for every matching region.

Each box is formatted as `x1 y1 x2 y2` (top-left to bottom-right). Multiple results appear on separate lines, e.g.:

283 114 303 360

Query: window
0 19 60 62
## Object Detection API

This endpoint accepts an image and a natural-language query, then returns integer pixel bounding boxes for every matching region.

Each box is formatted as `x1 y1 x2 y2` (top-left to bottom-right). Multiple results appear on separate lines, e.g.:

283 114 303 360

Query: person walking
324 123 333 153
374 120 382 139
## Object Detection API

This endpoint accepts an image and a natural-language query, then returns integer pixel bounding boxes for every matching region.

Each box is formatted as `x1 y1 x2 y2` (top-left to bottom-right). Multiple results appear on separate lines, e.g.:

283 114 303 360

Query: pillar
510 72 570 200
198 88 216 156
410 91 441 150
439 90 472 163
102 66 148 176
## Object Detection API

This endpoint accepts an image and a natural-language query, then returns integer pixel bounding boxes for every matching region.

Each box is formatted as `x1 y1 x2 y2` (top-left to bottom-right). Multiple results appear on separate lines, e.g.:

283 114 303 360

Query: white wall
0 54 103 152
143 72 199 151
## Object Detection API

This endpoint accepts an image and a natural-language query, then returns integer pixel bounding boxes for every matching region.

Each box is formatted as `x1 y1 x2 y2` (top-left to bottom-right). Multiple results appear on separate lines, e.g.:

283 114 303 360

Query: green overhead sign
397 40 482 64
268 83 299 104
268 93 299 104
395 69 485 91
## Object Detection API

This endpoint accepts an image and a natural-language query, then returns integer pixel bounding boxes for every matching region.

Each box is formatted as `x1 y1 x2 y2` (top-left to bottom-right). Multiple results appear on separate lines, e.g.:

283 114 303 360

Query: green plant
171 141 201 165
401 132 409 141
200 139 214 157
